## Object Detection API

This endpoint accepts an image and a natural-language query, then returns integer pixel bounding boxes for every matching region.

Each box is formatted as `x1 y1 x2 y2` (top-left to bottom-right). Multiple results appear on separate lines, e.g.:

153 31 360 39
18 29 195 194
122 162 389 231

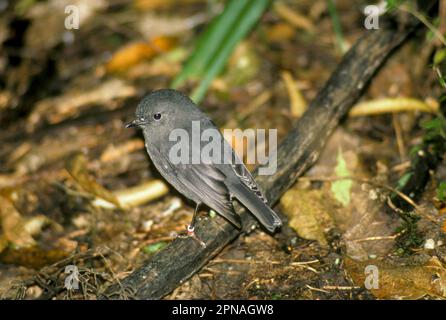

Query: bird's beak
125 119 138 128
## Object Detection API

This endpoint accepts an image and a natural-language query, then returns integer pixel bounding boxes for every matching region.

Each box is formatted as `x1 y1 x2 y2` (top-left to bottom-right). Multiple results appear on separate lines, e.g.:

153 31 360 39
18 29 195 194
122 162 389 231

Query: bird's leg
177 202 206 247
187 202 201 234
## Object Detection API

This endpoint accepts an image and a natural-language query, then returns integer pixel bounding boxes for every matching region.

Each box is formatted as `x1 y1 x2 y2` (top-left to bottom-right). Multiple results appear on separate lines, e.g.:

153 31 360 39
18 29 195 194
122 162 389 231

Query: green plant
393 99 446 254
394 214 423 255
171 0 270 103
420 113 446 154
437 181 446 201
326 0 346 53
385 0 407 11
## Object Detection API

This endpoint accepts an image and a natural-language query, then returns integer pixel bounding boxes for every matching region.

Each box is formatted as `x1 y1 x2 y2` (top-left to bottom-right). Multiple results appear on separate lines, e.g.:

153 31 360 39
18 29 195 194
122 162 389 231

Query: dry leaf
307 129 399 260
346 257 446 299
66 153 121 208
28 79 136 129
280 188 335 245
281 71 307 117
266 23 295 42
0 247 70 269
100 139 144 162
105 36 176 73
93 180 169 209
134 0 204 11
0 195 36 249
137 12 206 39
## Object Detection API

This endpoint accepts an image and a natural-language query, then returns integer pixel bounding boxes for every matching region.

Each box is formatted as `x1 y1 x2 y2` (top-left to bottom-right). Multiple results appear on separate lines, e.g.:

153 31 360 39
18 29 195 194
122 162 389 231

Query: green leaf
142 242 167 254
171 0 247 88
385 0 406 11
434 48 446 66
439 76 446 89
326 0 346 54
14 0 36 16
437 181 446 201
271 293 282 300
331 149 353 207
421 116 446 140
396 172 413 190
409 144 422 157
171 0 270 103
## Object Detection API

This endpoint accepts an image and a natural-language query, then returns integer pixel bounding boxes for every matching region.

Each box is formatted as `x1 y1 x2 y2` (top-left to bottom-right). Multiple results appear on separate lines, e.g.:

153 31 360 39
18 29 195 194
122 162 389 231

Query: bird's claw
187 224 195 234
177 224 206 248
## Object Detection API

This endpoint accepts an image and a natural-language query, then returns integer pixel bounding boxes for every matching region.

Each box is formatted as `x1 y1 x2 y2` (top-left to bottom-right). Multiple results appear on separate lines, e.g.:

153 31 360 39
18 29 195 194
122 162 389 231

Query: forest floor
0 0 445 299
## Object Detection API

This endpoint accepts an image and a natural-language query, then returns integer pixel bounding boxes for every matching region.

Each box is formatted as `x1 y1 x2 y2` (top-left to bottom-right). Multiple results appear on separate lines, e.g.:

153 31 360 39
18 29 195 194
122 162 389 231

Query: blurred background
0 0 446 299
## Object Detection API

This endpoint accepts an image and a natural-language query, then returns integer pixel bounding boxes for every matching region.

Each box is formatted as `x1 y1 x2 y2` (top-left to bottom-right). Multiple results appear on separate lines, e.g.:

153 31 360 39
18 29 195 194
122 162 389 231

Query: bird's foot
176 225 206 248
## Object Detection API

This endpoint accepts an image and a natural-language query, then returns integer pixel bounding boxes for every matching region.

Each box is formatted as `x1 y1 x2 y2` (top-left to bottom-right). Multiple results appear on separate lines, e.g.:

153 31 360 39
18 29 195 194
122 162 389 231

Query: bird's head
126 89 199 134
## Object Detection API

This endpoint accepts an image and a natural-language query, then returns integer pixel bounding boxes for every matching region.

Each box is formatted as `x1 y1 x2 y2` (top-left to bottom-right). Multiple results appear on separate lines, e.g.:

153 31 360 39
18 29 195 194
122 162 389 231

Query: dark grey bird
126 89 281 235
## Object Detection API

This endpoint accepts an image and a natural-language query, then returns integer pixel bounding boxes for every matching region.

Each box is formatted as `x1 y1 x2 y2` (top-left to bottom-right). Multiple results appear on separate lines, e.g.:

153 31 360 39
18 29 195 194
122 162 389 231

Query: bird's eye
153 113 162 121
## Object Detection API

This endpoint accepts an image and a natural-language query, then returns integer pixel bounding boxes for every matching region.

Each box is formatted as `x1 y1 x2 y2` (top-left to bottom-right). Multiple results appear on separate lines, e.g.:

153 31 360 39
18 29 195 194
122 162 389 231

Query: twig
322 285 361 290
273 1 315 32
392 113 406 160
305 285 330 294
210 258 318 265
400 4 446 46
281 71 307 117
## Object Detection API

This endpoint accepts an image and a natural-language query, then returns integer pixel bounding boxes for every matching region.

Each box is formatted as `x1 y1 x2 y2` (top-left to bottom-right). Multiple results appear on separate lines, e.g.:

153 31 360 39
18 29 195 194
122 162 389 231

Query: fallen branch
101 12 426 300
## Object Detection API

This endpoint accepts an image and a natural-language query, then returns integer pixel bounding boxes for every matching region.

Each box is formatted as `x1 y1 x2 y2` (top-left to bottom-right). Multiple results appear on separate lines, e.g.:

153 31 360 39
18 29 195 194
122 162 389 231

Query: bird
126 89 282 240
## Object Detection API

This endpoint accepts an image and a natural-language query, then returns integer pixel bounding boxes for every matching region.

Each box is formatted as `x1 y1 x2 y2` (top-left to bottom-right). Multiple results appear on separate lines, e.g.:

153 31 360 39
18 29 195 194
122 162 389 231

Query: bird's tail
229 183 282 233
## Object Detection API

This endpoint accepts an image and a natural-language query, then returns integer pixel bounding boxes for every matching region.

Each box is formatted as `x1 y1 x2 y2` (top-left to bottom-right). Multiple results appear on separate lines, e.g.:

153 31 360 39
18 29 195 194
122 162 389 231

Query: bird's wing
227 160 283 232
175 162 242 228
221 144 282 232
230 156 267 203
200 117 268 203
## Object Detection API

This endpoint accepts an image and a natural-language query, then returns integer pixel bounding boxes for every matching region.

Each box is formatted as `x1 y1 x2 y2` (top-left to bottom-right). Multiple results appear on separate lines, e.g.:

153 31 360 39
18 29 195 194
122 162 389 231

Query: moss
394 214 424 255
